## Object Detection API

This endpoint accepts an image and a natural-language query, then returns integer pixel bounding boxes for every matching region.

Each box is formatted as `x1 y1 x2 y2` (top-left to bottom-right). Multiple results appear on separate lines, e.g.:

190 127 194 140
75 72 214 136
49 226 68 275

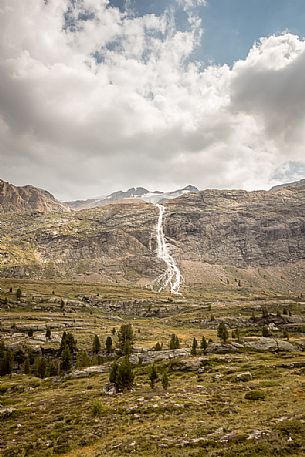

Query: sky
1 0 305 200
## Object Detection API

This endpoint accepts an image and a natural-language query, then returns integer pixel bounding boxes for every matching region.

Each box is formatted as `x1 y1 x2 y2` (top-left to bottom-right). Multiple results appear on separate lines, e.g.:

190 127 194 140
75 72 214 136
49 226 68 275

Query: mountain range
0 177 304 293
0 179 199 212
64 184 199 210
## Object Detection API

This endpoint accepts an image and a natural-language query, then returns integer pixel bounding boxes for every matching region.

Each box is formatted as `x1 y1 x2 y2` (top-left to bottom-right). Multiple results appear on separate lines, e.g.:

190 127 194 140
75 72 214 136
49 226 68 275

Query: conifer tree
161 369 169 390
34 356 47 379
76 351 90 368
200 335 208 354
0 349 14 376
169 334 180 350
109 358 134 391
217 322 229 343
149 364 158 389
154 342 162 351
191 337 198 356
24 357 30 374
61 346 72 372
60 332 77 354
109 361 118 384
92 334 101 354
105 336 113 354
117 324 134 355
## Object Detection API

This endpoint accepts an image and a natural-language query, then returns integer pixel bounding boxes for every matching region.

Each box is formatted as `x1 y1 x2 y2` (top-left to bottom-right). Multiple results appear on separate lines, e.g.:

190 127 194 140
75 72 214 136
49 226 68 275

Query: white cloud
178 0 207 10
0 1 304 200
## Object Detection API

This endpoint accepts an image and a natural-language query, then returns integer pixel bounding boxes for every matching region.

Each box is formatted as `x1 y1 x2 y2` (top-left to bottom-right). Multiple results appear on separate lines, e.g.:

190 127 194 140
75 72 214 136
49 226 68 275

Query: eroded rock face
0 182 304 289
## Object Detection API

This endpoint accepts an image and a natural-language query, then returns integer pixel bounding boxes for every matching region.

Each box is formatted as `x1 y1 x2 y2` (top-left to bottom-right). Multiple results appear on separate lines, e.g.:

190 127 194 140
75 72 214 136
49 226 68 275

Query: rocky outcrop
0 179 69 213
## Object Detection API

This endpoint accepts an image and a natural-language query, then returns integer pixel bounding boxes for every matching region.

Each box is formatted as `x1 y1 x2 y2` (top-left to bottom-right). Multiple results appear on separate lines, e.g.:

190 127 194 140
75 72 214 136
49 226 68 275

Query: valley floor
0 279 305 456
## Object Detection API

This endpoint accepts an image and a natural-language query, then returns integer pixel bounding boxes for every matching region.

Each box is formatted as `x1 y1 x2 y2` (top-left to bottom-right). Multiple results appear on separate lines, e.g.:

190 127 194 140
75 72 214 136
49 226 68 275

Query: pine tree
49 360 60 376
105 336 113 354
217 322 229 343
16 288 22 300
46 328 51 340
191 337 198 356
60 332 77 354
0 349 14 376
110 357 134 391
149 364 158 389
76 351 90 368
161 370 169 390
24 357 30 374
200 335 208 354
34 357 47 379
61 346 72 372
154 342 162 351
169 334 180 350
117 324 134 355
109 361 118 384
92 334 101 354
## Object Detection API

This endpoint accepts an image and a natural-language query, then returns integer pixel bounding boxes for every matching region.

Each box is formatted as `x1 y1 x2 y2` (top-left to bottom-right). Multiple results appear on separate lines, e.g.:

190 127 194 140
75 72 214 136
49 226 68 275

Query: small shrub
92 400 104 417
244 390 266 401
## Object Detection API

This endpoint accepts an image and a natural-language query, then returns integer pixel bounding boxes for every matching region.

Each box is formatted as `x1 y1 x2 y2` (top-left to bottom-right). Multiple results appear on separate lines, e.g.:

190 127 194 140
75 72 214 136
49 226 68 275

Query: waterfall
153 203 182 294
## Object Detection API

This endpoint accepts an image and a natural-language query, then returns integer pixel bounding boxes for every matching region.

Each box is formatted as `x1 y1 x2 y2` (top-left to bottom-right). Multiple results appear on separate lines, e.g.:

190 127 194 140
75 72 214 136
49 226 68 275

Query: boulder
236 372 252 382
104 382 117 395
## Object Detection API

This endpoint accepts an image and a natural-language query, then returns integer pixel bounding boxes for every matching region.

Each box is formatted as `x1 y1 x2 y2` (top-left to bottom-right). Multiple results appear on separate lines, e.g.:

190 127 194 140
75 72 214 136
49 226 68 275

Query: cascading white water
154 203 182 294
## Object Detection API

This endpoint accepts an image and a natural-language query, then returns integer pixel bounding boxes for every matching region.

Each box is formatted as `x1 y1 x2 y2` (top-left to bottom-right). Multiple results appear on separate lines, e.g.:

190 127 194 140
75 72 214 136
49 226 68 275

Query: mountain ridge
64 184 199 210
0 179 69 213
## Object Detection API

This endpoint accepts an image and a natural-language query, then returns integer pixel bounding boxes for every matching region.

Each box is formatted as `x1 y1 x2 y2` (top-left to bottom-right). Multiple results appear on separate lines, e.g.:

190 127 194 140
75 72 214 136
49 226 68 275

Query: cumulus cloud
0 0 304 200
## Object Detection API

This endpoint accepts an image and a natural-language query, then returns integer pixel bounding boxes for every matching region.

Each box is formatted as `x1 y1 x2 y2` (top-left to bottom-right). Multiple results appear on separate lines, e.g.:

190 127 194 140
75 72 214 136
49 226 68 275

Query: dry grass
0 279 305 456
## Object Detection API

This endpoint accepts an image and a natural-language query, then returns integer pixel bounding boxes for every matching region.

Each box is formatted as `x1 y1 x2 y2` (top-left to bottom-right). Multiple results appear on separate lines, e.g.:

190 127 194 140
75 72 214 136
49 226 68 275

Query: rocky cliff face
165 184 305 268
0 181 304 293
0 180 69 213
